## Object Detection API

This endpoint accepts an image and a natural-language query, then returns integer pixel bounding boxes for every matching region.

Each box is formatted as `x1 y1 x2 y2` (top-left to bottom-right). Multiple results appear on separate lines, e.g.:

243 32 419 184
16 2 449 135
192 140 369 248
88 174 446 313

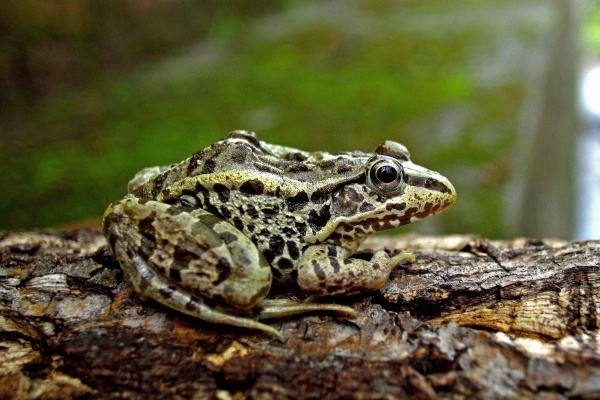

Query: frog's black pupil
376 165 398 184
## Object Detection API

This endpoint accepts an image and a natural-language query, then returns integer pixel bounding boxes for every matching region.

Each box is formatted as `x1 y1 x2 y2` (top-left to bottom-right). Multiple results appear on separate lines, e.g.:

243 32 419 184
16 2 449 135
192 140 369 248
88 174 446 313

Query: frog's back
128 132 266 200
128 131 366 201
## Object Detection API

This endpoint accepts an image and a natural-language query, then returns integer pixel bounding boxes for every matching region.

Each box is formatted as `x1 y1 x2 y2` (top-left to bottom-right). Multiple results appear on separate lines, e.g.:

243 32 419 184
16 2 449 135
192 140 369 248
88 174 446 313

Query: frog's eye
367 157 404 194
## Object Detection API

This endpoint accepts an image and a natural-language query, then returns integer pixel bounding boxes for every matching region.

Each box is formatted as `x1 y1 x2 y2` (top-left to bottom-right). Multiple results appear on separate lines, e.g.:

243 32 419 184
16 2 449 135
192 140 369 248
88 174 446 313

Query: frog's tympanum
103 131 456 339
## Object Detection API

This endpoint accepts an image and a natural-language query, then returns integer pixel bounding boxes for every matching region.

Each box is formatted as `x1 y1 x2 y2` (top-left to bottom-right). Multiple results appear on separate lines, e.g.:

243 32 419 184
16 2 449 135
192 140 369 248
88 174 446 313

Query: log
1 230 599 399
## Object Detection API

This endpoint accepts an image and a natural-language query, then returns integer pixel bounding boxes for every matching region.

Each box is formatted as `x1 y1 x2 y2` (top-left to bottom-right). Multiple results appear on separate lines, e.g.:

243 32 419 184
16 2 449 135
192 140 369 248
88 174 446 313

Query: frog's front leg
103 196 283 339
296 245 415 297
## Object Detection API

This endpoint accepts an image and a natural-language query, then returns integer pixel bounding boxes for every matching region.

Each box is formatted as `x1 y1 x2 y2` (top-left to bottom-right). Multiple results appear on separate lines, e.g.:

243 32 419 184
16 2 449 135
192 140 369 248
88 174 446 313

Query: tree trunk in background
512 0 579 239
2 229 600 399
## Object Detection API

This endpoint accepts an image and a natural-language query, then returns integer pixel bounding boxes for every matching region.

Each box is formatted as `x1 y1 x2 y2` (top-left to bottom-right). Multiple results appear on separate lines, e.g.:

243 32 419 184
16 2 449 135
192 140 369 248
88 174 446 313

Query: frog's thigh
296 245 412 297
104 198 279 338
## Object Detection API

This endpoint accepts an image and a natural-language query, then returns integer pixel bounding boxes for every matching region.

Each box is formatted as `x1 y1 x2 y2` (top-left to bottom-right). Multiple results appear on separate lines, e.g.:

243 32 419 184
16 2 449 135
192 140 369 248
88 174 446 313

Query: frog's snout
436 174 457 210
424 173 456 214
400 166 457 216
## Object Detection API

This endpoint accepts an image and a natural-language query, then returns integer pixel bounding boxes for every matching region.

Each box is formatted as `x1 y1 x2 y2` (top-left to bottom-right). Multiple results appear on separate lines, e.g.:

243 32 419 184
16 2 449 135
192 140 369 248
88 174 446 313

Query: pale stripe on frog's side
103 130 456 340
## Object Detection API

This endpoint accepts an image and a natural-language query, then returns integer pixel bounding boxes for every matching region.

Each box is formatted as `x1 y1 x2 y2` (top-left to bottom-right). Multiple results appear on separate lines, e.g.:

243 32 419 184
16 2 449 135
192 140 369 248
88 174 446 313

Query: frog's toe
216 314 284 341
255 323 285 342
390 252 416 267
257 300 357 320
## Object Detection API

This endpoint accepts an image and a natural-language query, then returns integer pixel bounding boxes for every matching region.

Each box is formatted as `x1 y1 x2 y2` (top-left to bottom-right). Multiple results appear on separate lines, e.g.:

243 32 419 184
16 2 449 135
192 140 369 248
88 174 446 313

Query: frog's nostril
424 177 453 195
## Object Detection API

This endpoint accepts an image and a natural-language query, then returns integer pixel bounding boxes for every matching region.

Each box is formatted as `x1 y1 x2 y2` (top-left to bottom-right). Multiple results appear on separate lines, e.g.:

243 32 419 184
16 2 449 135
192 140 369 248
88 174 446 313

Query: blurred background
0 0 597 240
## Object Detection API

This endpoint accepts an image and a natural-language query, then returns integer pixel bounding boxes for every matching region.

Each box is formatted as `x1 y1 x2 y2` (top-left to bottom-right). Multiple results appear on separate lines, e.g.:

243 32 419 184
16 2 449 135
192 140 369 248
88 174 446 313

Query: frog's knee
223 280 271 311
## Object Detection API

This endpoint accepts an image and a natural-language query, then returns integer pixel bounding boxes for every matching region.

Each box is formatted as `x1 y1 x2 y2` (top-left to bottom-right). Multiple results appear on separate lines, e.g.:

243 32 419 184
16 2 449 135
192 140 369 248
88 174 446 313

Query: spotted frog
103 131 456 339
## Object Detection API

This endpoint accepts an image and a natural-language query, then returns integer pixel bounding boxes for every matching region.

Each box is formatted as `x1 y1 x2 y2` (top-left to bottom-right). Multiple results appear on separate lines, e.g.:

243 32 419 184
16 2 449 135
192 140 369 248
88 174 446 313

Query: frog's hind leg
103 197 283 340
256 299 357 320
116 244 284 340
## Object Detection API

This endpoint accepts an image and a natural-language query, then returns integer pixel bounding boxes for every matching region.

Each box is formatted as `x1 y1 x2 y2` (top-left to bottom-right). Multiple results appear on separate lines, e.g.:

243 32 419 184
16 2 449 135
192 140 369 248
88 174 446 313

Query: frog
103 130 456 340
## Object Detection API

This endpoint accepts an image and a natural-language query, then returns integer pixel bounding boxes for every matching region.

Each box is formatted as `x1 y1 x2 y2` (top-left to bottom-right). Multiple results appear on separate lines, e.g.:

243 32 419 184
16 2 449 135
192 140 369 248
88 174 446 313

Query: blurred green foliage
585 0 600 51
0 0 565 237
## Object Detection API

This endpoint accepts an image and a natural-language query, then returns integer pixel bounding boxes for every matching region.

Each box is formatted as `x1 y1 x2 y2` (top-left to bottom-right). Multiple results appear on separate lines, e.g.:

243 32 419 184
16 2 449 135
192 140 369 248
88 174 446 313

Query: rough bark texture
1 230 599 399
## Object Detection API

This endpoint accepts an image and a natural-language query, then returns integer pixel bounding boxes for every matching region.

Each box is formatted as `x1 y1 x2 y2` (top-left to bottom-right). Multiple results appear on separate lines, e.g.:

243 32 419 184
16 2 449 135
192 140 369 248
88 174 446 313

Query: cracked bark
1 230 599 399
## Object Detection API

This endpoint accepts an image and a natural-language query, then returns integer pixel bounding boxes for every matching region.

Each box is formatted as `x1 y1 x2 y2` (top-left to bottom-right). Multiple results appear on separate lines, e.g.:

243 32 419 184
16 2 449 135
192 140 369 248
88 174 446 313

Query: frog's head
317 141 456 243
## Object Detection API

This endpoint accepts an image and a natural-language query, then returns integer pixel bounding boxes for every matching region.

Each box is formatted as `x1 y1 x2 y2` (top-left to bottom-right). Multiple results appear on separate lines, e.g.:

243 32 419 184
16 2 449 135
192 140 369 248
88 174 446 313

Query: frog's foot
256 298 357 320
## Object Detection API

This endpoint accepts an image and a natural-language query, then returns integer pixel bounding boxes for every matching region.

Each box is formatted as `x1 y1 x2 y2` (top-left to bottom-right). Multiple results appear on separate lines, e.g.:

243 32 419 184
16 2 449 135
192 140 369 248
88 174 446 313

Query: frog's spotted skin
103 131 456 339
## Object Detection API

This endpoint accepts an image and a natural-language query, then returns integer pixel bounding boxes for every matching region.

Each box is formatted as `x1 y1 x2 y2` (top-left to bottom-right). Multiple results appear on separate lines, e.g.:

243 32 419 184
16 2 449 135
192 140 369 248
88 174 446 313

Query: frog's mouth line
371 202 451 230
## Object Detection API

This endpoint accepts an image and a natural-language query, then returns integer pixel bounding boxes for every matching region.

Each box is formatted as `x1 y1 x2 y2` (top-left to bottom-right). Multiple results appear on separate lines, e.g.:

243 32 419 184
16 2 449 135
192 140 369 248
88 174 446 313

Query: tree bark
1 230 599 399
